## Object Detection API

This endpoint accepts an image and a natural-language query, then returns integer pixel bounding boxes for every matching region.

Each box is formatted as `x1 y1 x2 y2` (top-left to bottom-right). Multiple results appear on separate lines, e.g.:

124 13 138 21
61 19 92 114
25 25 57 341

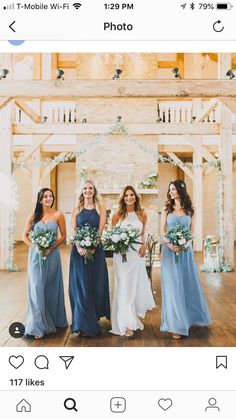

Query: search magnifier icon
64 398 78 412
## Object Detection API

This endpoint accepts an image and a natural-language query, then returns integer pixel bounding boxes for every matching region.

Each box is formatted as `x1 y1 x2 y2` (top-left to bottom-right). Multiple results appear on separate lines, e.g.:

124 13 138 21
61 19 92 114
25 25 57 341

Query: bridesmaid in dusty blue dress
160 180 211 339
69 180 110 337
23 188 67 339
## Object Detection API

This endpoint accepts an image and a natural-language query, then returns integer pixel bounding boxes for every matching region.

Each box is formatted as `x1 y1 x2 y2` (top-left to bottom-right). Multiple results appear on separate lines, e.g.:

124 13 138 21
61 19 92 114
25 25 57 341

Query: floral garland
7 122 231 272
6 174 20 271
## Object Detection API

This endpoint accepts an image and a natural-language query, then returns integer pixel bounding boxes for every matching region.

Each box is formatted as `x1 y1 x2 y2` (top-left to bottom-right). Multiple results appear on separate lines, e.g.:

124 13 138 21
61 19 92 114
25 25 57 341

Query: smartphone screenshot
0 1 235 418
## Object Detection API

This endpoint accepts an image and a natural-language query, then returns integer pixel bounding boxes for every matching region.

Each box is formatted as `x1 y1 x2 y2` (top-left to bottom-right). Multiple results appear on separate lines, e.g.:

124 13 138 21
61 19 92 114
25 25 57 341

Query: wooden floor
0 243 236 347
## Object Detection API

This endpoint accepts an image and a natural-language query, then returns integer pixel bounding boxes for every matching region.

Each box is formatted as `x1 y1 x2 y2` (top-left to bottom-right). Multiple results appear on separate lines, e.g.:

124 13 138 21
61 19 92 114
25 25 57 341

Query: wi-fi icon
73 2 82 9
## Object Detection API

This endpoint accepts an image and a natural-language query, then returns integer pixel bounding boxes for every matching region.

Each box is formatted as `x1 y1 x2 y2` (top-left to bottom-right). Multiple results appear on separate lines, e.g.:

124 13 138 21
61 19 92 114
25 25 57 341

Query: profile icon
9 322 25 338
205 397 220 412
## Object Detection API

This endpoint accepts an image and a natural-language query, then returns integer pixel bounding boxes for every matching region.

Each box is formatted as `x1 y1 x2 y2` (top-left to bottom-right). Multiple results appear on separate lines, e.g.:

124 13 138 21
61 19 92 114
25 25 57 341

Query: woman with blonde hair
69 180 110 337
110 186 155 337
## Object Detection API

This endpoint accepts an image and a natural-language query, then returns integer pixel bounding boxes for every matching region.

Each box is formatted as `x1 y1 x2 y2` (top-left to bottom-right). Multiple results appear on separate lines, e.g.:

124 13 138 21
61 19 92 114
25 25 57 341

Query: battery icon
216 3 233 9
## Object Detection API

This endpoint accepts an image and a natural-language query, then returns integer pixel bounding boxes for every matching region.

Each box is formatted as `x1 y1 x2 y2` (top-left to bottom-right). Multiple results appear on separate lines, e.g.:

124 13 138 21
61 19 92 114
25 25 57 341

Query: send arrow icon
59 356 74 370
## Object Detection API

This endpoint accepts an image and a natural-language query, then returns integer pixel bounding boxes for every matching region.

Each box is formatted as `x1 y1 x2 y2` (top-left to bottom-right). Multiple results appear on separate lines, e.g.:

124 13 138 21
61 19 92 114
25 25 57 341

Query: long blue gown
69 208 110 337
160 213 211 336
25 221 67 337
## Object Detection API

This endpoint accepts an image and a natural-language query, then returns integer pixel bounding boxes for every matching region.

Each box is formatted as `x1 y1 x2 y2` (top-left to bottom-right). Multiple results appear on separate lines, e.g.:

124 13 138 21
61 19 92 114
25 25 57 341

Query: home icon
16 399 31 413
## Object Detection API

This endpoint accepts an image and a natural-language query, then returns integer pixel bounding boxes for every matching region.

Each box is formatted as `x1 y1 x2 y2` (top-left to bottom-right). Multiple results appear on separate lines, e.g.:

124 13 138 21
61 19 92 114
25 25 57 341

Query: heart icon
9 355 24 369
158 398 173 411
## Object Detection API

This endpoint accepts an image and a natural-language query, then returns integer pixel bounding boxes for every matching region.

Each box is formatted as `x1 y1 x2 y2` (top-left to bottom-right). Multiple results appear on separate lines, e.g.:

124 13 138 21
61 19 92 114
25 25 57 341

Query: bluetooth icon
190 2 195 9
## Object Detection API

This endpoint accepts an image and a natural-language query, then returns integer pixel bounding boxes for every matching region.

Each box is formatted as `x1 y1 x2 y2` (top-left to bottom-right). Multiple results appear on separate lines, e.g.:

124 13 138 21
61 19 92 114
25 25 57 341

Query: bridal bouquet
30 229 57 262
70 223 100 264
165 222 192 262
102 225 142 262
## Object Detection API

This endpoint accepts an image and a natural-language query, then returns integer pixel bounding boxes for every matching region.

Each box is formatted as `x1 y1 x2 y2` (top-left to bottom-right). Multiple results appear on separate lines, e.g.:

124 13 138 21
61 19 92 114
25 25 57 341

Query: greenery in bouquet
70 223 100 263
102 224 141 262
165 222 192 262
30 229 57 263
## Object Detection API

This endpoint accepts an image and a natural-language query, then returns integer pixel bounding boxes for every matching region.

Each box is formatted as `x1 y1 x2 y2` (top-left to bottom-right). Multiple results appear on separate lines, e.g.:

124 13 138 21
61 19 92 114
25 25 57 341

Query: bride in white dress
110 186 156 337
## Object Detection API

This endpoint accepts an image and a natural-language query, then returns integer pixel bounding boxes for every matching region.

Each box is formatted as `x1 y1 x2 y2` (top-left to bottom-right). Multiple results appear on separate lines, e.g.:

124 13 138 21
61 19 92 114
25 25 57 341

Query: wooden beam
186 136 217 163
195 98 218 122
15 99 41 123
177 53 184 79
42 53 53 80
0 97 11 110
58 60 76 69
1 80 236 98
157 61 179 69
33 53 42 80
13 123 220 136
40 152 67 183
220 98 236 115
167 152 194 180
32 149 41 203
51 53 58 80
218 53 231 80
204 53 218 63
18 135 51 163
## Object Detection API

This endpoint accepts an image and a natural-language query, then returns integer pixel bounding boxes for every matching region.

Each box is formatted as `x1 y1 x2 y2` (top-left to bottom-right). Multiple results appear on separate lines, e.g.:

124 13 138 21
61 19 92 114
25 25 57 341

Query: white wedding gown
110 212 156 336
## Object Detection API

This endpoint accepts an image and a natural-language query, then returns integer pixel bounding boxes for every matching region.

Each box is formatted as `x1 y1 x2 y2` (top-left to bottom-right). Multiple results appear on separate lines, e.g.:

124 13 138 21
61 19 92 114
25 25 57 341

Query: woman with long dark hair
69 180 110 337
160 180 211 339
110 186 155 337
23 188 67 338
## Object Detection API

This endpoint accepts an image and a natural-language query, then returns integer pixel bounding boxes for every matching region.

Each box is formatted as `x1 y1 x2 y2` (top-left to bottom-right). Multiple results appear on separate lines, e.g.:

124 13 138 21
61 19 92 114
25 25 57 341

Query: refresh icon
213 20 224 32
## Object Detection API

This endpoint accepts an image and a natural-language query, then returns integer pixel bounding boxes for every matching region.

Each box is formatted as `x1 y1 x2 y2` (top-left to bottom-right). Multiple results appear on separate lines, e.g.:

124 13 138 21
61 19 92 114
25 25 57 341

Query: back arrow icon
9 21 16 32
213 20 224 33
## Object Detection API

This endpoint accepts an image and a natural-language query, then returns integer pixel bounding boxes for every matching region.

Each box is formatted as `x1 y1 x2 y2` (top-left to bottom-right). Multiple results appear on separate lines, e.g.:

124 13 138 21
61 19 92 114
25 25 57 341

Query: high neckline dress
69 208 110 337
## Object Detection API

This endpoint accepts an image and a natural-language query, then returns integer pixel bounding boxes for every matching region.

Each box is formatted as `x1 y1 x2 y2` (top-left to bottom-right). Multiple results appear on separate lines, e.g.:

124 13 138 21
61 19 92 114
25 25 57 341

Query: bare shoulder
56 211 65 220
71 207 77 217
26 212 34 223
99 204 106 214
161 205 168 214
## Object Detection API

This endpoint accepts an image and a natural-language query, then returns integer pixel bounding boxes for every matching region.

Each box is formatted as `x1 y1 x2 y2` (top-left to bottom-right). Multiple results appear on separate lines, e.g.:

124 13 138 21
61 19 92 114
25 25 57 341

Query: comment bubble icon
34 355 49 370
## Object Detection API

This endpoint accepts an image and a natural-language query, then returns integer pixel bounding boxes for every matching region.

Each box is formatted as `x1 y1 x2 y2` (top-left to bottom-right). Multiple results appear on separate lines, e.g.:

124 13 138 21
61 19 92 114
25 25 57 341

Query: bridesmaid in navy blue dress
69 180 110 337
160 180 211 339
23 188 67 339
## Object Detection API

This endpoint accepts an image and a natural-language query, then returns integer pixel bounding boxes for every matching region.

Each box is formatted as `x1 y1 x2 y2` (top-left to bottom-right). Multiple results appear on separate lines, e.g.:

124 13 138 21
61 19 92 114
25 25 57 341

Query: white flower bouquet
102 224 141 262
70 223 100 264
30 229 57 262
165 222 192 262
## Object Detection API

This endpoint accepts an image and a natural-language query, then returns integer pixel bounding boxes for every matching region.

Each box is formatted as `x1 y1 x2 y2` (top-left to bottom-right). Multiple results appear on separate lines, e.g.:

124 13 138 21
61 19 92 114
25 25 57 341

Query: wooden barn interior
0 52 236 347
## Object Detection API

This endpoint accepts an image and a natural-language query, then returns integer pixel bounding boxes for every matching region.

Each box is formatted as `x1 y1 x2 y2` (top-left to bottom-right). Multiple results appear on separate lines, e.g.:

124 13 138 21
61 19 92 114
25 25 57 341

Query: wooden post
218 53 231 79
193 147 203 251
50 167 57 209
42 53 53 80
220 104 234 268
0 103 13 270
31 148 41 204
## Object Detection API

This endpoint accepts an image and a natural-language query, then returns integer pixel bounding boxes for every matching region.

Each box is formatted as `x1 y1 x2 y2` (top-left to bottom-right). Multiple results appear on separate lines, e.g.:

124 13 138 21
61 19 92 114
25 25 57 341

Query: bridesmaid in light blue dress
23 188 67 339
160 180 211 339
